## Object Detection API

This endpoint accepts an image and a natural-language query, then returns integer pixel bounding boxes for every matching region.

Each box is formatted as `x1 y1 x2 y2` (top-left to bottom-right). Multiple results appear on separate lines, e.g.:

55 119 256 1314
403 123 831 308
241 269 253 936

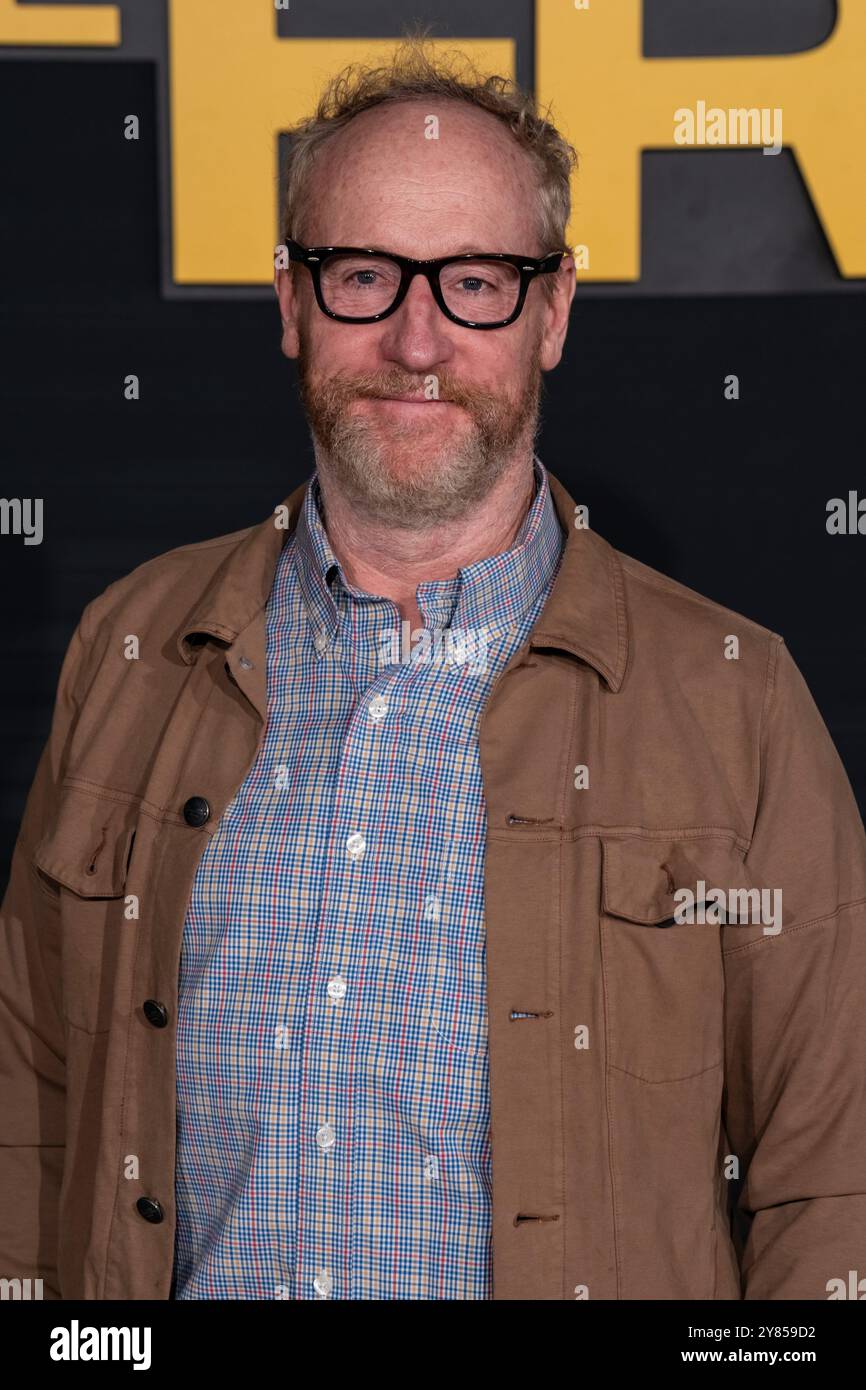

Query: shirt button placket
307 646 384 1301
303 804 369 1297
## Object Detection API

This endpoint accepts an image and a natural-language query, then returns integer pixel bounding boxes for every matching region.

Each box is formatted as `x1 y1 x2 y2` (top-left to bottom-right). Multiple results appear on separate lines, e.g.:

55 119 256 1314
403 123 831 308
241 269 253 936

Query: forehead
302 98 542 256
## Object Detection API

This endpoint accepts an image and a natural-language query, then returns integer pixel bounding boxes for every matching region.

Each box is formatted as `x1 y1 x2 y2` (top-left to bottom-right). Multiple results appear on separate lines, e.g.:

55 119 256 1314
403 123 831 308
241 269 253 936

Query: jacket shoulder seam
108 525 258 585
68 523 268 658
84 524 262 610
617 552 780 641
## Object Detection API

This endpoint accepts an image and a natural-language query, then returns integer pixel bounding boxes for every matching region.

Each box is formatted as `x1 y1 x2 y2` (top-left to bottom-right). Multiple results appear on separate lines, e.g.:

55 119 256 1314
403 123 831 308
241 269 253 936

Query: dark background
1 0 864 885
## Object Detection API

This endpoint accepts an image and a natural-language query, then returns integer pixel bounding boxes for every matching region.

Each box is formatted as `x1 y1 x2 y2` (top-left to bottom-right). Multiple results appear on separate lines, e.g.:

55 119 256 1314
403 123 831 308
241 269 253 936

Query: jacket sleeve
722 634 866 1300
0 610 92 1300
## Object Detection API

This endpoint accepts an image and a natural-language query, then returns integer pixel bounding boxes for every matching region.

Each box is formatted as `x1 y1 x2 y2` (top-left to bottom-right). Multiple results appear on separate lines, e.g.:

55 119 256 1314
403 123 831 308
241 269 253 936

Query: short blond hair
280 30 577 267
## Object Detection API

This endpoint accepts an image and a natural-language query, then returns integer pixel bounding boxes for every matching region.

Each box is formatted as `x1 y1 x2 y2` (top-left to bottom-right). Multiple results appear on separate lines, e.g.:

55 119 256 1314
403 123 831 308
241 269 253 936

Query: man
1 38 865 1302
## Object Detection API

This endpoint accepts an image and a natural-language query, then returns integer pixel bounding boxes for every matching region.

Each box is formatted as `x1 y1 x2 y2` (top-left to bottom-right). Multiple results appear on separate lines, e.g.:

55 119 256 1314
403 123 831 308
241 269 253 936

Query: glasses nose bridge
396 259 445 317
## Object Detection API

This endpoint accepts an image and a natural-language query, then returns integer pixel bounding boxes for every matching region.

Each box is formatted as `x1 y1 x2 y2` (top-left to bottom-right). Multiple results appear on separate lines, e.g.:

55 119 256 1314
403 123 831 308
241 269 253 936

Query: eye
457 275 489 295
440 260 517 298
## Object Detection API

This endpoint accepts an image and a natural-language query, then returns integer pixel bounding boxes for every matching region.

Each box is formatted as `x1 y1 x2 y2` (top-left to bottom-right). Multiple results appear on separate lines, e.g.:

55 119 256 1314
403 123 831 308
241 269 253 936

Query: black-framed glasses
284 238 565 329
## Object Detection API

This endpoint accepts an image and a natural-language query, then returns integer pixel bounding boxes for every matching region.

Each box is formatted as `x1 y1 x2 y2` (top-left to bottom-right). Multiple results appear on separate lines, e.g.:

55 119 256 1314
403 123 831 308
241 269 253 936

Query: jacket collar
177 467 628 692
531 472 628 691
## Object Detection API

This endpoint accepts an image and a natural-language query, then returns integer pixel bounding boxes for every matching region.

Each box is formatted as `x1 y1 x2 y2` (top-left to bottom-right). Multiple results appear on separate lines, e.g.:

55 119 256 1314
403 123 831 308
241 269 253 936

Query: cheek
451 330 519 383
302 317 387 376
480 331 539 397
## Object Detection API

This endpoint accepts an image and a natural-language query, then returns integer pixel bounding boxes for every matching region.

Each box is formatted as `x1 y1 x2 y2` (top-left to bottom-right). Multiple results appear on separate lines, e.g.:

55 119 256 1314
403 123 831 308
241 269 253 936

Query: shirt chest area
180 613 515 1060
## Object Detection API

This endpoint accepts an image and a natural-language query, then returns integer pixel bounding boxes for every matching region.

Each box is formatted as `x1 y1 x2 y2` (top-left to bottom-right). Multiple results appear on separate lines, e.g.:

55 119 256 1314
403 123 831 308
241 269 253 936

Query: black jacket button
136 1197 164 1224
183 796 210 827
143 999 168 1028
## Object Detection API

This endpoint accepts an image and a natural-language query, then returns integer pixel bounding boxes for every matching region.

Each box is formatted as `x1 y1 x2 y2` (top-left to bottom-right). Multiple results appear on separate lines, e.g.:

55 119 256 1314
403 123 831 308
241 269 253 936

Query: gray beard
298 344 544 528
310 402 540 528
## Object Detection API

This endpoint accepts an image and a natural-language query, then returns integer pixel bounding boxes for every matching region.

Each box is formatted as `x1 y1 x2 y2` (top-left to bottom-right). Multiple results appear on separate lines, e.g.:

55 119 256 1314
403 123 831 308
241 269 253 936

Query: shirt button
316 1123 336 1152
424 895 441 921
314 632 328 653
346 832 366 861
183 796 210 827
313 1269 332 1298
368 694 388 722
327 976 347 1002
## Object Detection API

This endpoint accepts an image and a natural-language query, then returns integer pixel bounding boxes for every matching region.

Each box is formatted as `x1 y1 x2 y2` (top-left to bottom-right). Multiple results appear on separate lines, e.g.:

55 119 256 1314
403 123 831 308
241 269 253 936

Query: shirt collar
176 466 628 694
292 455 565 650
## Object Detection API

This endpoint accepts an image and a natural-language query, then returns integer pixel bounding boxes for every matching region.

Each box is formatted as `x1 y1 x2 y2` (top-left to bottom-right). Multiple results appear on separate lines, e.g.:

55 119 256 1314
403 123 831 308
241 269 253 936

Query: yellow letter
537 0 866 278
168 0 512 284
0 0 118 45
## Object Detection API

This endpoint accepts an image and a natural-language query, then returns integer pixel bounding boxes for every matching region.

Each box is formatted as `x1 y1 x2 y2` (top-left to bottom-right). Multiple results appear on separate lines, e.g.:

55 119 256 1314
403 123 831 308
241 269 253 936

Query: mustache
309 366 497 412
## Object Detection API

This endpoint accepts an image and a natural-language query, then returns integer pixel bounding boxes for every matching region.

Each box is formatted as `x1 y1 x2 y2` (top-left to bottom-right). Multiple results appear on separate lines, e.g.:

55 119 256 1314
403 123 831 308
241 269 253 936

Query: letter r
536 0 866 279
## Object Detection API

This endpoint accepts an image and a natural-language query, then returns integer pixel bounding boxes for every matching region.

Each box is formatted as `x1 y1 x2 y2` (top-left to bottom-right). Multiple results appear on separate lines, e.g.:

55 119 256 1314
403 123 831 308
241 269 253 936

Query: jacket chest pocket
32 785 140 1034
599 835 747 1084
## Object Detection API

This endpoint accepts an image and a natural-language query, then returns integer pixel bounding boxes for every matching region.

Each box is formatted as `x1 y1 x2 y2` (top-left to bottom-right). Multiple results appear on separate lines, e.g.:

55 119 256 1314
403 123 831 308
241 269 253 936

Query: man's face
275 99 575 527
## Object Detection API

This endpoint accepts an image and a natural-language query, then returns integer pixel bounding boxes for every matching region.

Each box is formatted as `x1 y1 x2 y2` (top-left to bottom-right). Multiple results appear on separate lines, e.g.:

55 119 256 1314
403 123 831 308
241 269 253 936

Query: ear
539 254 576 372
274 266 301 359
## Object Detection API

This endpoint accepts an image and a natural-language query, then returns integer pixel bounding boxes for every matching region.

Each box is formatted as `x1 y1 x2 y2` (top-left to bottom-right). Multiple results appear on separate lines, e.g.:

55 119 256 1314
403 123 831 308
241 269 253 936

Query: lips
366 394 452 405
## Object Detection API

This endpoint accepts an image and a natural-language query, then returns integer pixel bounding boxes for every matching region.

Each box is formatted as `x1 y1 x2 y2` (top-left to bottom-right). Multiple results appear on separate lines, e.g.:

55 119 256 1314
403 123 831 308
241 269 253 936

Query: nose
378 271 456 372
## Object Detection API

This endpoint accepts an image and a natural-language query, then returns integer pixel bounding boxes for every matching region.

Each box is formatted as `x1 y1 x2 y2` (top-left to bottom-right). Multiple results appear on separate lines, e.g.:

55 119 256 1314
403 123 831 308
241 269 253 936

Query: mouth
360 394 457 411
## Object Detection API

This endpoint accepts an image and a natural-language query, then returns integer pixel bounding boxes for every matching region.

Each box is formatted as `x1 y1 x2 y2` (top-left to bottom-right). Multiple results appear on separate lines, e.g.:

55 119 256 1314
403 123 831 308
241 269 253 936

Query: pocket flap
601 835 754 925
32 786 138 898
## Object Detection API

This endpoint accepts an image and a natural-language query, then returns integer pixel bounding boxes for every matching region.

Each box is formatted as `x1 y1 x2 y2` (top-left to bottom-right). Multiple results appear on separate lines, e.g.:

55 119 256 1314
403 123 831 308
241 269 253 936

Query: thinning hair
279 29 578 281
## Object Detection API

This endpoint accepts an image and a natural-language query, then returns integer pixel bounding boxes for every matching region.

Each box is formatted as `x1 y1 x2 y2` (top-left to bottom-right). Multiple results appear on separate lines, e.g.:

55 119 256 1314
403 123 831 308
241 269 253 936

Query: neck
314 453 537 630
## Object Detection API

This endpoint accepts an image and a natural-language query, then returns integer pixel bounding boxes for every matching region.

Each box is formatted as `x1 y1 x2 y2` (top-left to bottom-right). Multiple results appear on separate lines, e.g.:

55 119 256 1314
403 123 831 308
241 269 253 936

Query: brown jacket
2 471 865 1300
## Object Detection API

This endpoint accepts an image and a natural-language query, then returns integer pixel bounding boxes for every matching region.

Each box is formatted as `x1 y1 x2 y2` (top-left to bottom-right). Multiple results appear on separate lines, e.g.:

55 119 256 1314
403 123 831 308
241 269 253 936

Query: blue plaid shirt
173 455 565 1299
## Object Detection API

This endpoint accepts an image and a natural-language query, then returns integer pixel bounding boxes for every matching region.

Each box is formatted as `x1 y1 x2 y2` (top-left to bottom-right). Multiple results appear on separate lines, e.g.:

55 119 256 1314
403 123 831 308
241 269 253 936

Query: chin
379 435 465 472
374 408 468 440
